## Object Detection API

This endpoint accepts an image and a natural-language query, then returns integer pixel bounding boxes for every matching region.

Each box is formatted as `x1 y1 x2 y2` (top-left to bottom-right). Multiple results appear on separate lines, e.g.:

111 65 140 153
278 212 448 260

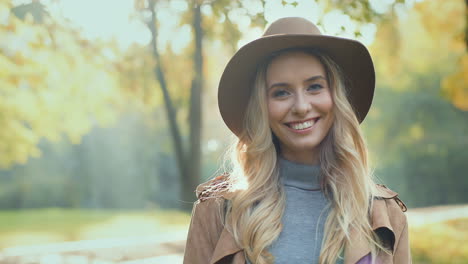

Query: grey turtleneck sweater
246 158 335 264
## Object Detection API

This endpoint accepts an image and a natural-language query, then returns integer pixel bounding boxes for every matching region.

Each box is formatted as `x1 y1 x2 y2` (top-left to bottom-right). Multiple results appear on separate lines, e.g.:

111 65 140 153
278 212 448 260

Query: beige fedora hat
218 17 375 137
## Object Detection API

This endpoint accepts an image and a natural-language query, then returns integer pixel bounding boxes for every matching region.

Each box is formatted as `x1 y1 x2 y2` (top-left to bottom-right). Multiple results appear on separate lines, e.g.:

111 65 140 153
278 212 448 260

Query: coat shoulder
375 184 408 212
372 184 409 255
195 173 232 202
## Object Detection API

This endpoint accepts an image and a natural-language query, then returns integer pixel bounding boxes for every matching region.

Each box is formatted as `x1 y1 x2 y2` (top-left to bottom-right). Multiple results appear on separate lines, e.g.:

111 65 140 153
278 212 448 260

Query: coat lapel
210 227 243 264
344 185 399 263
344 224 372 264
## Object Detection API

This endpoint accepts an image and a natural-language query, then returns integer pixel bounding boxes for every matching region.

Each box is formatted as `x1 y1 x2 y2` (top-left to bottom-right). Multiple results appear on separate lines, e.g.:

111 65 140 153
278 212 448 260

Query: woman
183 17 411 264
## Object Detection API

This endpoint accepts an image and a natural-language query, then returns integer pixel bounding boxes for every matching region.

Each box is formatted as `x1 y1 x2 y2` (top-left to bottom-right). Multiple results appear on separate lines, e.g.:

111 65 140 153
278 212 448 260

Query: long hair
222 48 385 264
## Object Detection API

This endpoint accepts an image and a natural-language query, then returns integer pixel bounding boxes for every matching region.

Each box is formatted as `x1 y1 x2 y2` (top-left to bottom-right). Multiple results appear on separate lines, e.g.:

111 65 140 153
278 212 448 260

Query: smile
285 117 320 131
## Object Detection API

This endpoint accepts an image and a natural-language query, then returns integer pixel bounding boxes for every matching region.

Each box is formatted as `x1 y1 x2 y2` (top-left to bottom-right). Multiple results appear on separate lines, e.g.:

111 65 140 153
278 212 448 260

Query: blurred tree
134 0 269 210
440 0 468 111
11 1 47 23
328 0 467 112
139 0 195 211
325 0 404 23
0 0 128 168
365 0 468 207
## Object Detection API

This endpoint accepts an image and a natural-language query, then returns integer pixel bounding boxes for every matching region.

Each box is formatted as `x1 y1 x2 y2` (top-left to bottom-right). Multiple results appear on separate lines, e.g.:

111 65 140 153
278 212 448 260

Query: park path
1 204 467 264
406 203 468 227
0 231 187 264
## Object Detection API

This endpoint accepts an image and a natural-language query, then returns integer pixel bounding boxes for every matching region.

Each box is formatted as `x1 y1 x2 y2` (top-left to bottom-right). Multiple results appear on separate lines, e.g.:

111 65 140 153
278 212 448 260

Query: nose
292 92 311 116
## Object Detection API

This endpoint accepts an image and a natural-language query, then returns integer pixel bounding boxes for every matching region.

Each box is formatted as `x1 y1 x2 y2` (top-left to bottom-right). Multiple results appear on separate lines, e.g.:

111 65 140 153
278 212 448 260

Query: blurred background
0 0 466 263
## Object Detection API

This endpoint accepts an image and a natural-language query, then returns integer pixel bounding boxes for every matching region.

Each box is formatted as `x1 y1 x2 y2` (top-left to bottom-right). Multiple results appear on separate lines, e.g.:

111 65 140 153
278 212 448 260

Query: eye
307 84 323 91
272 89 290 98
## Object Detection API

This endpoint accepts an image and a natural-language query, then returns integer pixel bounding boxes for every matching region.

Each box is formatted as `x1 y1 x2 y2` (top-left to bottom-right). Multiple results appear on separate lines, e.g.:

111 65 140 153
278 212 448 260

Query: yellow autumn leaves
443 54 468 111
0 1 123 168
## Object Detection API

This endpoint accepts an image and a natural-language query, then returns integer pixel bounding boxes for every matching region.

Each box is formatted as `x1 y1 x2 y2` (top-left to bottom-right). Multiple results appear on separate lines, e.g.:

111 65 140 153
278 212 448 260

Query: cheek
317 93 335 131
317 91 334 114
267 101 286 122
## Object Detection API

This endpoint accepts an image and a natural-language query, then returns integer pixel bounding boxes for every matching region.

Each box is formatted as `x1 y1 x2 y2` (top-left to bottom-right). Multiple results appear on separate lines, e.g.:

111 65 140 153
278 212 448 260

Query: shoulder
188 175 232 231
374 184 408 232
371 184 409 254
375 184 407 212
185 177 230 262
188 175 230 229
195 173 235 202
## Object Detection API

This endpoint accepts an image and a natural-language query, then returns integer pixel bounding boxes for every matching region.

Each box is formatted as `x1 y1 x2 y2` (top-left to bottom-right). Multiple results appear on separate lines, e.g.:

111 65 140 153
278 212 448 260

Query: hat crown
263 17 322 37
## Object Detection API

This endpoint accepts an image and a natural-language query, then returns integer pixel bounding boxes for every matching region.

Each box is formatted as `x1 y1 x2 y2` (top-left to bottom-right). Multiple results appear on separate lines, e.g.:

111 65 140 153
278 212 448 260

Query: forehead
266 51 326 84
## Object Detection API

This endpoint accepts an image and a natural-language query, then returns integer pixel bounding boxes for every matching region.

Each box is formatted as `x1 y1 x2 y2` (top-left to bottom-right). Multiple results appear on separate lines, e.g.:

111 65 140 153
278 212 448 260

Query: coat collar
205 182 401 264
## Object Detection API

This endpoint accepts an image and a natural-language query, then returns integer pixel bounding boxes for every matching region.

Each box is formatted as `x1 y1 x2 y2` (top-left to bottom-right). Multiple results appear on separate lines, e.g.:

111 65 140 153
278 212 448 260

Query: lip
284 117 320 134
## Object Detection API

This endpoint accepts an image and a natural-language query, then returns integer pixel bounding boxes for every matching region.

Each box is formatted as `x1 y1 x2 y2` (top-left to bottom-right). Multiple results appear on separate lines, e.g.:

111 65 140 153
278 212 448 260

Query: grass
0 208 191 249
410 217 468 264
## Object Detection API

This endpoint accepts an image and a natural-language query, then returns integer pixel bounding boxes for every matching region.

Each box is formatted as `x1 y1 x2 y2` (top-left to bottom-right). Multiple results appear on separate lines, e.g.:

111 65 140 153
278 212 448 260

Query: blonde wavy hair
222 48 386 264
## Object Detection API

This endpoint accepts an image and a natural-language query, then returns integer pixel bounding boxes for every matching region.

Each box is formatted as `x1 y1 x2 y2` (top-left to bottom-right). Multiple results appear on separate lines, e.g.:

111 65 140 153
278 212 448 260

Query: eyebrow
268 75 327 90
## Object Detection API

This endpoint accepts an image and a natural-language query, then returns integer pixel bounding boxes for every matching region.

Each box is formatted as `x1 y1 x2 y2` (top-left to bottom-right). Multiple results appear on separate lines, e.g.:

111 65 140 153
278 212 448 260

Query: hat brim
218 34 375 137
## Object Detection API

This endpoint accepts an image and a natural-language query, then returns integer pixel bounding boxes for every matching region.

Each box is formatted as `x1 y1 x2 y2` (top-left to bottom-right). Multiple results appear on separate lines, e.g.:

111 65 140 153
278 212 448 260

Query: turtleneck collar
278 157 322 191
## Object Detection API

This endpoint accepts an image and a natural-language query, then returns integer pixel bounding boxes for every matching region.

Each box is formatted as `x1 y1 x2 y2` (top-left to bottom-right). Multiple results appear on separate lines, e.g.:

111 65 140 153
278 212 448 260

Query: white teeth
291 120 315 130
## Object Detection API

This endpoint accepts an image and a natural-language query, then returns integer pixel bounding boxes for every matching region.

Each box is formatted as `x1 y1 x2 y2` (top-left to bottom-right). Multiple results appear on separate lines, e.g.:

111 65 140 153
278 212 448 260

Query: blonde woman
183 17 411 264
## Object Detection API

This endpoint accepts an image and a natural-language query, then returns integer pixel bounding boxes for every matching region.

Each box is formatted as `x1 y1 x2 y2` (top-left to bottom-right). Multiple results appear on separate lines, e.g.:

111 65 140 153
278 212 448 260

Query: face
266 51 334 165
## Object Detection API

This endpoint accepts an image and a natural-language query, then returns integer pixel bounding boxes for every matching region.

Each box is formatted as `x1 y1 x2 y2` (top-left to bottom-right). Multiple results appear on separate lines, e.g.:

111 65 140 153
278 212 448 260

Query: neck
278 157 322 190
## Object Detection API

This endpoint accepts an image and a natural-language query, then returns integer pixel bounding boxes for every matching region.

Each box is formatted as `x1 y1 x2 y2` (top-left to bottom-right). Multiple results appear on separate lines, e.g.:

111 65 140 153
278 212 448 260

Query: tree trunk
147 0 188 209
184 0 203 211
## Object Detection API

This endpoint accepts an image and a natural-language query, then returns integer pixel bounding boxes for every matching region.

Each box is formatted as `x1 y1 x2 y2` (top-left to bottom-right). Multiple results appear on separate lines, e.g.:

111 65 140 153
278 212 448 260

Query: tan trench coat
183 177 411 264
